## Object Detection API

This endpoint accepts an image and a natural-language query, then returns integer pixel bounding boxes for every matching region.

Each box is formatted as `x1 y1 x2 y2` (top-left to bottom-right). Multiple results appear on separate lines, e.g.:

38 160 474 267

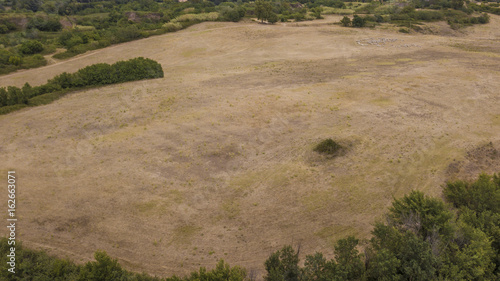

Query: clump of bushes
264 173 500 281
339 2 490 30
26 15 62 32
0 45 48 75
340 16 351 27
0 57 163 113
352 14 366 27
338 14 370 27
314 138 343 155
19 40 44 55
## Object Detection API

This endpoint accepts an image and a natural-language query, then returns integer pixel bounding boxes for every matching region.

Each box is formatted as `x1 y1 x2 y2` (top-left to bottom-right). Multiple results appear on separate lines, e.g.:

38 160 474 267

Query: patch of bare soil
447 141 500 181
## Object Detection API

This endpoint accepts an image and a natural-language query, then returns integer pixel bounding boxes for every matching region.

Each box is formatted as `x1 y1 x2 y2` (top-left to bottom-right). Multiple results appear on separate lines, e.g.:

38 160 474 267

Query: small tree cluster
255 0 278 24
264 237 365 281
339 15 366 27
340 16 351 27
26 15 62 32
263 173 500 280
19 40 44 55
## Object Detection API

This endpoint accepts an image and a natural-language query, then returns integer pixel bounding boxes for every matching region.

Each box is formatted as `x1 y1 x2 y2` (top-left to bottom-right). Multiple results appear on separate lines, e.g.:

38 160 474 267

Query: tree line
1 0 497 74
339 2 490 29
0 57 163 113
1 172 498 280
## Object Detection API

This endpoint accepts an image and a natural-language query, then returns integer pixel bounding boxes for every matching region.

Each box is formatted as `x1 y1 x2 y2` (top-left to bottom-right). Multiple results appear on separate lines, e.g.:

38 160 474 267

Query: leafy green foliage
352 15 366 28
0 0 251 75
388 190 454 239
26 15 62 32
186 260 247 281
444 173 499 213
261 173 499 280
301 253 338 281
78 251 129 281
255 0 275 23
334 236 365 280
371 225 437 280
365 248 401 281
268 12 279 24
340 16 351 27
444 173 500 276
264 245 300 281
0 239 80 280
19 40 44 55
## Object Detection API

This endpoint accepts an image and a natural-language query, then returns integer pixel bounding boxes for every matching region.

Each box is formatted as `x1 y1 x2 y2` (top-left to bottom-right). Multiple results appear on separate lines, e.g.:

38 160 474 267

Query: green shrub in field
19 40 44 55
314 138 343 155
340 15 351 26
352 14 366 27
8 55 21 65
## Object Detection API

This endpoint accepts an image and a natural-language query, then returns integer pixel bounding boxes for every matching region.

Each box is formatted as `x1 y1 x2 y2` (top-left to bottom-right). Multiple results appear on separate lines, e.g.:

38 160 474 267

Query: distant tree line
0 57 163 113
0 0 243 74
1 173 498 280
339 3 490 29
2 0 496 75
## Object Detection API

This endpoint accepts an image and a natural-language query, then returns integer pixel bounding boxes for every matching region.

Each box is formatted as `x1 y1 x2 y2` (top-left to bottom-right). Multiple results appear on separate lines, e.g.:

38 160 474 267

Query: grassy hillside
0 14 500 278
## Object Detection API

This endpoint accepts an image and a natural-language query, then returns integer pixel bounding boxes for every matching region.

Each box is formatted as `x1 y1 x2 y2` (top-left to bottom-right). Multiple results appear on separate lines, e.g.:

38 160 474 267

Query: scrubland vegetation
1 0 500 279
2 173 499 280
0 57 163 114
0 0 498 74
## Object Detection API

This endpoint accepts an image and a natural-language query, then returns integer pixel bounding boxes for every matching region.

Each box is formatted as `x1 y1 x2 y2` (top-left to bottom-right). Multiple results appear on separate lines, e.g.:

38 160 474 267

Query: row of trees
339 7 490 29
0 57 163 108
1 173 498 280
255 0 279 24
2 0 494 75
0 1 244 73
264 173 500 280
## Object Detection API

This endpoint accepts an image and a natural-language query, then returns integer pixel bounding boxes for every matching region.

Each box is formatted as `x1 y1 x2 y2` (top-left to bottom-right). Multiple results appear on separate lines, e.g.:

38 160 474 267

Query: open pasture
1 15 500 278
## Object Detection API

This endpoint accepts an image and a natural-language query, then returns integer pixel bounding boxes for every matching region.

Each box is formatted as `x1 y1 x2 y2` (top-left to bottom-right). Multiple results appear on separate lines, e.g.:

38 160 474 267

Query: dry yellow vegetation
1 15 500 279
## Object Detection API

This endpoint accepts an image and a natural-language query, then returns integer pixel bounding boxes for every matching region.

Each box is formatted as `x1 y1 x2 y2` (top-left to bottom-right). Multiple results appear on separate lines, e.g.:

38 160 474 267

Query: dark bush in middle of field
314 138 343 155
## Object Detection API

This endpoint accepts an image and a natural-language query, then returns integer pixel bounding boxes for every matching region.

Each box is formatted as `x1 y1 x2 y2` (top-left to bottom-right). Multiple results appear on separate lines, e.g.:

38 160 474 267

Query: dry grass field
1 15 500 279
